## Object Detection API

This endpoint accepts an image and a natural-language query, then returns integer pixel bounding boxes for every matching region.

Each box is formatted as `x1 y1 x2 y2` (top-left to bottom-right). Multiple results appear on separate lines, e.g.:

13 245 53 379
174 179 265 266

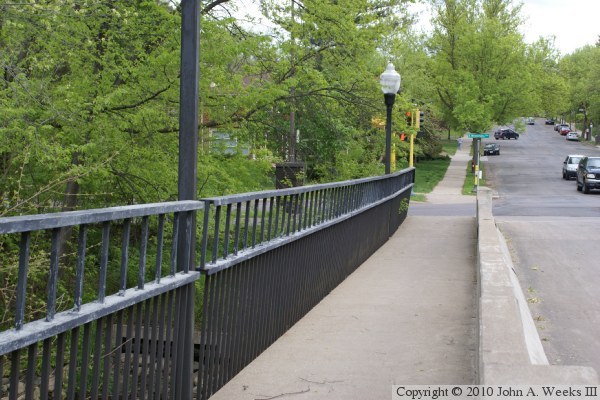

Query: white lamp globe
379 63 401 94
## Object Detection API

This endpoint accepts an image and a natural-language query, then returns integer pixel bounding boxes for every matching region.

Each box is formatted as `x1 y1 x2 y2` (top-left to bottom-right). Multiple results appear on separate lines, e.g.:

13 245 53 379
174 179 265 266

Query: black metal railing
0 168 414 400
196 168 414 398
0 202 201 400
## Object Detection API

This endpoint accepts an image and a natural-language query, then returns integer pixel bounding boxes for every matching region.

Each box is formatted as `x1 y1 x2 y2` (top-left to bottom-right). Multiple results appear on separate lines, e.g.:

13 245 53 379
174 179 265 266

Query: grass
440 139 459 156
462 161 486 194
412 157 452 197
462 156 486 195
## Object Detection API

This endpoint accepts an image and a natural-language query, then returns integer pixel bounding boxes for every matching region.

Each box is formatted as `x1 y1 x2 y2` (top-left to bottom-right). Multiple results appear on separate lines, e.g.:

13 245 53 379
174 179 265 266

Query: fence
0 168 414 399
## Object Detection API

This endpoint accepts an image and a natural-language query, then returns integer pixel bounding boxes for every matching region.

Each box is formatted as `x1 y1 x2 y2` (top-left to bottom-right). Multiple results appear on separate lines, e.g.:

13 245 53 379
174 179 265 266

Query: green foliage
423 0 541 132
416 129 444 160
559 45 600 133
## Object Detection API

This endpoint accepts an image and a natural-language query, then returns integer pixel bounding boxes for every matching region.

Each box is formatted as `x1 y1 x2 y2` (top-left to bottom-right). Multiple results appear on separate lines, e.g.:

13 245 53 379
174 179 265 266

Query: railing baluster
156 214 165 283
112 311 124 400
15 232 30 330
273 196 281 238
140 300 151 399
286 195 293 235
223 204 232 258
101 313 113 400
147 296 160 399
251 199 259 247
54 332 66 400
66 326 79 400
233 203 242 255
212 206 222 263
121 307 134 398
47 228 60 321
40 338 51 399
90 318 103 399
120 219 130 295
185 211 193 272
203 275 218 397
26 343 36 399
9 349 19 400
200 205 210 269
99 222 110 302
267 196 274 240
243 200 251 249
260 197 268 243
139 216 149 288
154 294 167 398
161 291 174 400
79 323 92 400
171 212 180 275
291 194 299 233
130 303 143 399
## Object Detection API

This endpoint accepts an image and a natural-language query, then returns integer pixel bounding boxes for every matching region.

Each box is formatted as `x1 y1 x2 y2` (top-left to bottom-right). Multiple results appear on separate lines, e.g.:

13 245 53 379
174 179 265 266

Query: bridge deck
210 214 477 399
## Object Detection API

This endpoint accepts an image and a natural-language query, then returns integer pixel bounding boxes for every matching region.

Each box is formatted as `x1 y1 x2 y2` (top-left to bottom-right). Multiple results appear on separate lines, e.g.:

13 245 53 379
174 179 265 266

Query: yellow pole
391 143 396 171
414 108 420 130
409 134 415 167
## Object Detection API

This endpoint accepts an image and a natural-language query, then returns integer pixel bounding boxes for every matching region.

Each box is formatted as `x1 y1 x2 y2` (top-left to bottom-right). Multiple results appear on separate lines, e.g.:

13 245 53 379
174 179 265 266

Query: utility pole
288 0 296 162
176 1 199 398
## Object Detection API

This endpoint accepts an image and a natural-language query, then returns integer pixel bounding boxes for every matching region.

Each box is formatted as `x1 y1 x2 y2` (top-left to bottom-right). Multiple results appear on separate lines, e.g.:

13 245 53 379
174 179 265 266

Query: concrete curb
476 187 598 384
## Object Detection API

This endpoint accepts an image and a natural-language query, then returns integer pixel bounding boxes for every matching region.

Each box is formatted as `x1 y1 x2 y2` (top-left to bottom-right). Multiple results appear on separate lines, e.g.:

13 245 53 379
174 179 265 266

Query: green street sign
468 133 490 138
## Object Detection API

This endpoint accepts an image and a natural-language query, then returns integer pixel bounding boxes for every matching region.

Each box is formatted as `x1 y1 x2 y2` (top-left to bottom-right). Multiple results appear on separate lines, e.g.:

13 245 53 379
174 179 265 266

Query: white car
566 131 579 141
563 154 585 180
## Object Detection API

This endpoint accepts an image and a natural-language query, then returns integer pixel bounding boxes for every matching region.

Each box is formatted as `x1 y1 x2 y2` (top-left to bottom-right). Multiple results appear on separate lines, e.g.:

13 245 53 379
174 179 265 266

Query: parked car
526 117 535 125
559 126 571 136
562 154 584 180
576 156 600 193
483 143 500 155
566 131 579 141
545 118 555 125
555 123 569 132
494 128 519 140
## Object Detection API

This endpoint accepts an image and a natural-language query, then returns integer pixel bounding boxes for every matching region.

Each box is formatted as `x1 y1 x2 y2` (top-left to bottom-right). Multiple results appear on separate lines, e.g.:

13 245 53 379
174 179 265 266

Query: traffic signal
419 110 424 129
405 111 412 127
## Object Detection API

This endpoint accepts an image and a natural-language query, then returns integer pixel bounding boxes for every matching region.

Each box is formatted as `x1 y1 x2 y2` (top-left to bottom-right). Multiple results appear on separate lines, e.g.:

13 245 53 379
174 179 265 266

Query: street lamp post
379 63 401 174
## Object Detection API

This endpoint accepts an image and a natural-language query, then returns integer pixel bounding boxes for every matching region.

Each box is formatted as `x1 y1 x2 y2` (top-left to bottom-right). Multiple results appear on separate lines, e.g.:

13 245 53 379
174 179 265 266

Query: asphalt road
485 118 600 372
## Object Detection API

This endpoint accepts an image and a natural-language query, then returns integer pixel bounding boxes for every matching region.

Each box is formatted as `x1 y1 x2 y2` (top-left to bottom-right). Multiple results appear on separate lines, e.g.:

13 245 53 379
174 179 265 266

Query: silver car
563 154 584 180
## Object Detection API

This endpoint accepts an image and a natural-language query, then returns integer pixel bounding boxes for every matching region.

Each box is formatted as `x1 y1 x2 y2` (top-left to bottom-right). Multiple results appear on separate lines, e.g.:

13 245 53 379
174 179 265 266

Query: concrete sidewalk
211 135 478 399
426 136 475 204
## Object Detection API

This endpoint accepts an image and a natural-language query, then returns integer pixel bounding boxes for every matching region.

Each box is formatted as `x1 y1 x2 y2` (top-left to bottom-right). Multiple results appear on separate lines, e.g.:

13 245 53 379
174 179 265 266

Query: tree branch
201 0 231 15
108 85 172 112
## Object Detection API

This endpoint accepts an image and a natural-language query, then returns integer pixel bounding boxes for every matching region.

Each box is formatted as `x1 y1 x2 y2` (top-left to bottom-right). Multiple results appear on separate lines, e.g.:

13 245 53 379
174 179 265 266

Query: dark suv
576 156 600 194
494 128 519 140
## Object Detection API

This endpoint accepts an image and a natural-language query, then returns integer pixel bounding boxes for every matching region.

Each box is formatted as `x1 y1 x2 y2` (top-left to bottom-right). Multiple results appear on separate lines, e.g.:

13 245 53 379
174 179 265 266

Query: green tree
426 0 534 132
1 1 183 216
559 45 600 138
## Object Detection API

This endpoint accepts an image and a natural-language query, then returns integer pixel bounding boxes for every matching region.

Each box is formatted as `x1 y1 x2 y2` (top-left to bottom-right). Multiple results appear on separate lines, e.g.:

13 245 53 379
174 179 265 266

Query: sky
519 0 599 55
235 0 599 56
410 0 600 56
